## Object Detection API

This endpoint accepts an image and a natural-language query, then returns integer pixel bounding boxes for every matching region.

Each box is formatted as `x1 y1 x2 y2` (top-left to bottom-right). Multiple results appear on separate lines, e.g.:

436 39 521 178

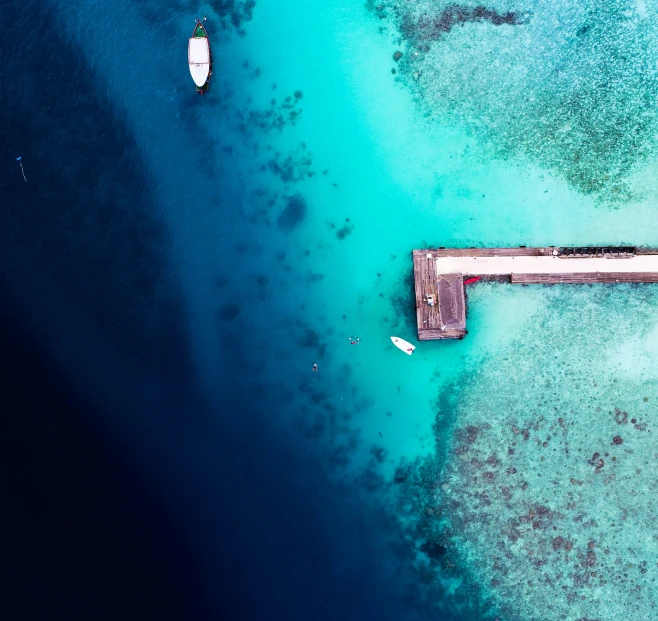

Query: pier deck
413 247 658 340
413 253 466 340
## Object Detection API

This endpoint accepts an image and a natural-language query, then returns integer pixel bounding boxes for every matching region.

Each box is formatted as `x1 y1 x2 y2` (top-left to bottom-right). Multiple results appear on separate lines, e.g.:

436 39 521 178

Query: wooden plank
511 272 658 284
414 247 655 259
418 328 465 341
413 252 425 336
414 252 440 331
414 247 554 258
413 252 466 340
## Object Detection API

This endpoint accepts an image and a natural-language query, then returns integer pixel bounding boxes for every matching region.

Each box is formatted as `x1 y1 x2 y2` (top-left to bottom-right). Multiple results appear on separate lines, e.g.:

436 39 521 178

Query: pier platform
413 246 658 340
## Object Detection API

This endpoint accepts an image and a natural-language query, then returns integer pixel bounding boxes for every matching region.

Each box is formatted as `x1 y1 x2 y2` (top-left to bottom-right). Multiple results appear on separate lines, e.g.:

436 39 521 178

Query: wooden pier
413 246 658 340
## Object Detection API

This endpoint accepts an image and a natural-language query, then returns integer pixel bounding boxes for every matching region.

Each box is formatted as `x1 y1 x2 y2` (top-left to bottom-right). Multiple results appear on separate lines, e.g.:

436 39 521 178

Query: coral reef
247 92 304 132
267 142 314 183
377 0 658 201
392 284 658 619
277 193 308 230
213 0 256 34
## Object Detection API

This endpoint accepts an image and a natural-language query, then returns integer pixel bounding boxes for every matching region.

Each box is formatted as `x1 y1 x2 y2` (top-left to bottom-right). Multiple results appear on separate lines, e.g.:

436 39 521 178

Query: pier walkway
413 247 658 340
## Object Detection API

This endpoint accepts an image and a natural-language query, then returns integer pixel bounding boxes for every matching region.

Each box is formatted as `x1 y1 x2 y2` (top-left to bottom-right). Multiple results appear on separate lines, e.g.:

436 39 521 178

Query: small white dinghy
390 336 415 355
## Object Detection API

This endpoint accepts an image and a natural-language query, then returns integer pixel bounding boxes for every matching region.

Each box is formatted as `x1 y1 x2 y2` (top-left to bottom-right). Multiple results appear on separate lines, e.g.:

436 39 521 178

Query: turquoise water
8 0 658 617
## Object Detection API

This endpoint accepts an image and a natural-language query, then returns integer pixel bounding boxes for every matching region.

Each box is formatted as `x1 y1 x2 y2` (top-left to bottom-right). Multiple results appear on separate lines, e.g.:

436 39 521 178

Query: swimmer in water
312 363 318 372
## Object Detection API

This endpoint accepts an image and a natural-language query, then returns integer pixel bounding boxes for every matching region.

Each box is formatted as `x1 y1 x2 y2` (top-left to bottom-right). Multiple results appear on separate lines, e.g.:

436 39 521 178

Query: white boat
390 336 415 355
188 19 212 94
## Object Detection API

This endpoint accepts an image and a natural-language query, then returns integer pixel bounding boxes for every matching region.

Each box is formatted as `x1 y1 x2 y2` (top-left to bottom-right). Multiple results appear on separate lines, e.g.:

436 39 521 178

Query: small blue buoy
16 156 21 161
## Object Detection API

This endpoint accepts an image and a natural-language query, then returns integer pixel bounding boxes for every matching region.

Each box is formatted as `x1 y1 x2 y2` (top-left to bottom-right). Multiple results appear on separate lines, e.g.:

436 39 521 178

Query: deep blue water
0 2 460 620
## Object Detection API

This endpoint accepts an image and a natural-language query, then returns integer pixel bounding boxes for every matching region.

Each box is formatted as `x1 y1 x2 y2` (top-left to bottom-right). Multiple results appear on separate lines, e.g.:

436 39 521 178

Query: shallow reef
378 0 658 202
390 284 658 619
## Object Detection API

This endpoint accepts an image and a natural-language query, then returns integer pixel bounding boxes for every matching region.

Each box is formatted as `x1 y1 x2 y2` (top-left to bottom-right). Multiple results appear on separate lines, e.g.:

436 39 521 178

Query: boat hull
390 336 415 355
188 20 212 93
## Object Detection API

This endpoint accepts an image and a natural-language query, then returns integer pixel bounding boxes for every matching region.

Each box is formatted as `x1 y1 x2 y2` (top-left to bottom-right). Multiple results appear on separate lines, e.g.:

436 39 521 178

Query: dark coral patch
393 465 410 484
299 328 324 351
409 5 525 42
370 445 387 463
218 303 240 321
277 193 307 230
420 539 447 560
336 219 354 240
